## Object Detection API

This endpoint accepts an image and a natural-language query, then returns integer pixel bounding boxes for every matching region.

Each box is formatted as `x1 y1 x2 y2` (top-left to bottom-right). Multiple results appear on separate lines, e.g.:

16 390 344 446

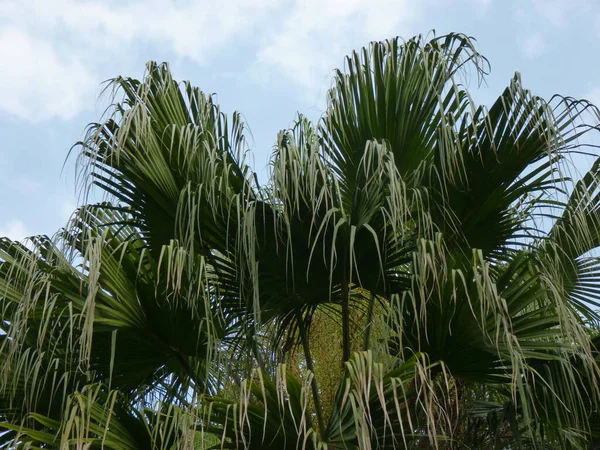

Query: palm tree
1 32 600 449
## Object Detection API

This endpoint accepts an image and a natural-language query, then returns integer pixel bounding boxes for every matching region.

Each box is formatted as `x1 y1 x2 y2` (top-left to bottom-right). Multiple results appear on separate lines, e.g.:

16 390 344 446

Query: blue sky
1 0 599 241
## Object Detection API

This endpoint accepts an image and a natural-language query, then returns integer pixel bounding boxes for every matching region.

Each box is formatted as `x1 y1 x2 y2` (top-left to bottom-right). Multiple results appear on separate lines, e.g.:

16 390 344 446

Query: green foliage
1 33 600 449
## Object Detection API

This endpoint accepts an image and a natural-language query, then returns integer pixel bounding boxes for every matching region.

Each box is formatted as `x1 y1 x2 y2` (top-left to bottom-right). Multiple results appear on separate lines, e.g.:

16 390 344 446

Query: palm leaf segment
1 34 600 448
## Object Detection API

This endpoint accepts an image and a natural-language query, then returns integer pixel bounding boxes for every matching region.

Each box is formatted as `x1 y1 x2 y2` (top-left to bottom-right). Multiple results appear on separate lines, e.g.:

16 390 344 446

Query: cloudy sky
1 0 599 240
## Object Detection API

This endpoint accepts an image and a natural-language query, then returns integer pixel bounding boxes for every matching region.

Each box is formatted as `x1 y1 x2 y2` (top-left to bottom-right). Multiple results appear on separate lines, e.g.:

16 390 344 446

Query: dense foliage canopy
1 33 600 449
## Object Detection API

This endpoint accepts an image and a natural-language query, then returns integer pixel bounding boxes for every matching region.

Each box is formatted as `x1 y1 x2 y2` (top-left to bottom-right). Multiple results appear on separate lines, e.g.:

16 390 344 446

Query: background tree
1 33 600 449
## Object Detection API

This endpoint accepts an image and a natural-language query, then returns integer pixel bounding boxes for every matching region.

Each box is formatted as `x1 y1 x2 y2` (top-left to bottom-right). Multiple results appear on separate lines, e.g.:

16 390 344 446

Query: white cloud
0 0 278 61
471 0 492 14
531 0 570 27
0 0 279 122
521 32 546 59
532 0 597 28
0 219 29 241
59 197 78 224
16 177 42 194
584 86 600 108
513 7 526 22
254 0 422 94
0 27 95 121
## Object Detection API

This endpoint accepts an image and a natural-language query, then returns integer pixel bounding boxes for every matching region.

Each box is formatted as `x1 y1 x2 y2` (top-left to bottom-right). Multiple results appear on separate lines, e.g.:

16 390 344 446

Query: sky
1 0 599 241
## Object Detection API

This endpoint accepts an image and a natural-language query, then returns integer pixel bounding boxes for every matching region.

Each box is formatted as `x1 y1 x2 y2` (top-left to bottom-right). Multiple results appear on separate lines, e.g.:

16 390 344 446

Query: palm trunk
341 268 351 363
362 291 376 351
298 313 326 437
